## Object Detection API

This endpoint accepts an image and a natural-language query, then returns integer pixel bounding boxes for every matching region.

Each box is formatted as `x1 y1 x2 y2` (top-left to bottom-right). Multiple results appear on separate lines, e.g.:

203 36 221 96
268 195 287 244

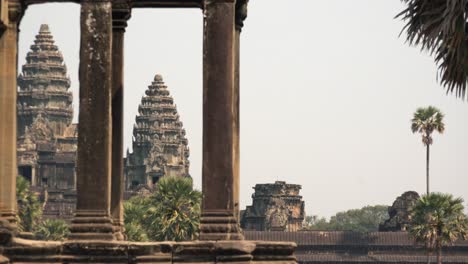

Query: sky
18 1 468 219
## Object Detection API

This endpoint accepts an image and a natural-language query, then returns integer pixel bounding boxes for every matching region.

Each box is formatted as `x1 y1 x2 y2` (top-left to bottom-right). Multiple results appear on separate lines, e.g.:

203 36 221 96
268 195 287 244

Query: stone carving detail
16 24 78 221
25 114 54 142
241 181 305 231
124 74 190 193
379 191 420 232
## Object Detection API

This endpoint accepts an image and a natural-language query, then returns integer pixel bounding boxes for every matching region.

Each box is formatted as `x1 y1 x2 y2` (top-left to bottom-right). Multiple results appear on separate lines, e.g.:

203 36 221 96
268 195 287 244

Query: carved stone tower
241 181 305 232
16 24 78 220
124 74 190 192
17 24 73 136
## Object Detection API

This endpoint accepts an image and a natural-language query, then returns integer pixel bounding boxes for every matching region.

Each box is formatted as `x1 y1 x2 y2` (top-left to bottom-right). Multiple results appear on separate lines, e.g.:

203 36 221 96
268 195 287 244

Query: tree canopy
411 106 445 146
304 205 389 233
124 176 201 242
409 193 468 264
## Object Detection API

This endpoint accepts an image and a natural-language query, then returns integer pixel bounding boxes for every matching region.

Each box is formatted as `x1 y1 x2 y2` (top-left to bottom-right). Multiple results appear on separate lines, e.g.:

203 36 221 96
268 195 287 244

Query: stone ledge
0 238 297 264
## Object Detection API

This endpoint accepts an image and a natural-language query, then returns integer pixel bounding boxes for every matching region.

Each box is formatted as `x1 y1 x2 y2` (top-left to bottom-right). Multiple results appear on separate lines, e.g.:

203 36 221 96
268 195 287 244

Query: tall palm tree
409 193 468 264
397 0 468 98
411 106 445 195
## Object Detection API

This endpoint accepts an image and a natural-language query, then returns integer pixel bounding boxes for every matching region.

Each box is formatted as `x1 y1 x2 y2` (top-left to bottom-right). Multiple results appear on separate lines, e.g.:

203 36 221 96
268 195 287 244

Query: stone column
110 3 130 241
69 0 114 241
0 0 22 228
233 0 248 222
200 0 243 241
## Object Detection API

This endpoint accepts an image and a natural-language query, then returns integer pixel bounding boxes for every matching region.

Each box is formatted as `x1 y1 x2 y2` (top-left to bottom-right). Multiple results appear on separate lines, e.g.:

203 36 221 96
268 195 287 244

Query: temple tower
17 24 73 136
125 74 190 192
15 24 78 220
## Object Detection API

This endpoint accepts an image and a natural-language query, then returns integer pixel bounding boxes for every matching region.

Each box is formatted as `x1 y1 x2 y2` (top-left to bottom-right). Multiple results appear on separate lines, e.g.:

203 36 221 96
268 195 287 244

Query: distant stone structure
379 191 420 232
16 24 78 221
124 74 190 192
241 181 305 231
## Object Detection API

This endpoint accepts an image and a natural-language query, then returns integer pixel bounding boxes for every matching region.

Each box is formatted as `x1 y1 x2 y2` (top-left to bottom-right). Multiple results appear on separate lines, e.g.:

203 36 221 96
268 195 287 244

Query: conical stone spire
17 24 73 136
125 74 190 191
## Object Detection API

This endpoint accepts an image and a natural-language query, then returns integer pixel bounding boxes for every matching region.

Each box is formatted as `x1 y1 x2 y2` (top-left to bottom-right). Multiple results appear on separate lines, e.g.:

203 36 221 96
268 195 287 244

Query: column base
0 209 17 245
112 219 125 241
0 210 16 225
69 210 115 241
199 210 244 241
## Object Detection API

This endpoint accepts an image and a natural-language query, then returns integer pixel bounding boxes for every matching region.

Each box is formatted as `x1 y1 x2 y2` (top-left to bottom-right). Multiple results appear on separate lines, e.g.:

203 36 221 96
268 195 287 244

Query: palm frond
397 0 468 97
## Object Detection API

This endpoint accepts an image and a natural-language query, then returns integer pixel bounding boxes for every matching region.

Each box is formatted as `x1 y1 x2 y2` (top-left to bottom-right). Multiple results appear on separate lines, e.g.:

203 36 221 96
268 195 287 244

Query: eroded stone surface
379 191 420 232
241 181 305 232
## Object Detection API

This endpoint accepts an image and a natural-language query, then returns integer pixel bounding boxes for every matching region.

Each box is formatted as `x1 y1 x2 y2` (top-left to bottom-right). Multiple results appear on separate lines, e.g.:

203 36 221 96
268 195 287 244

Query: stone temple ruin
379 191 420 232
0 0 297 263
124 74 190 193
241 181 305 232
16 24 78 221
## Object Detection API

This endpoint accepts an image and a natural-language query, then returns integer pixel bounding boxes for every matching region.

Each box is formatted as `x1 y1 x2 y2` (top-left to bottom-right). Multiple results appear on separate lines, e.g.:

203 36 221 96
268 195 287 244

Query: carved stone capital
235 0 248 31
112 1 131 31
7 0 23 24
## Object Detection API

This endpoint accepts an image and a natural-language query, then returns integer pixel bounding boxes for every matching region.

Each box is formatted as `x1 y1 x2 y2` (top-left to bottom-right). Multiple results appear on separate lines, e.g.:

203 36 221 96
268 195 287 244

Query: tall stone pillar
69 0 114 241
0 1 22 228
110 3 130 241
200 0 243 241
233 0 248 222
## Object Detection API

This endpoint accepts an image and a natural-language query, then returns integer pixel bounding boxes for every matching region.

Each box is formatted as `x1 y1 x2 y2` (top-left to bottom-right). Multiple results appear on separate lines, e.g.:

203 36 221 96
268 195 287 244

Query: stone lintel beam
69 0 114 241
22 0 201 8
200 0 243 241
110 2 131 241
0 0 23 230
131 0 201 8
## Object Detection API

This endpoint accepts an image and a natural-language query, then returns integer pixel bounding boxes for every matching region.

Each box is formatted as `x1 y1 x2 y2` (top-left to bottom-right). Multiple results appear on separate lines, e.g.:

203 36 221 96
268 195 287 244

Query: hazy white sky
19 1 468 218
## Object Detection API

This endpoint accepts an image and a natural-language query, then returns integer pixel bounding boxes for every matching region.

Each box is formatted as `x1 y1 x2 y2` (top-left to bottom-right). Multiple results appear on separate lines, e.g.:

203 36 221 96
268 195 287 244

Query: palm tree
16 175 42 232
123 176 201 242
145 176 201 241
123 196 150 242
409 193 468 264
411 106 445 195
396 0 468 98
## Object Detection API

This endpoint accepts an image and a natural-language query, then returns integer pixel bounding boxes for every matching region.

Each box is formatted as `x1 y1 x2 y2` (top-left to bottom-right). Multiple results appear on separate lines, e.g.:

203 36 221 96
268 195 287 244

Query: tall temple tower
17 24 73 136
16 24 78 220
124 74 190 193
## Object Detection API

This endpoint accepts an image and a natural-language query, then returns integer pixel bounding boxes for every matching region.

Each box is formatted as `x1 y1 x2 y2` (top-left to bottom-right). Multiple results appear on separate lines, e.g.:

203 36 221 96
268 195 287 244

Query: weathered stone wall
379 191 420 232
241 181 305 232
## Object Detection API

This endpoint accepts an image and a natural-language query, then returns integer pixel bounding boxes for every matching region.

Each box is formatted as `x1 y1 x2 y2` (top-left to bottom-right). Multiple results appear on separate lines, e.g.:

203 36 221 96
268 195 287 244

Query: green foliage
304 205 389 233
123 221 149 242
16 175 42 232
411 106 445 146
397 0 468 97
409 193 468 258
124 196 150 242
34 219 70 241
124 176 201 242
